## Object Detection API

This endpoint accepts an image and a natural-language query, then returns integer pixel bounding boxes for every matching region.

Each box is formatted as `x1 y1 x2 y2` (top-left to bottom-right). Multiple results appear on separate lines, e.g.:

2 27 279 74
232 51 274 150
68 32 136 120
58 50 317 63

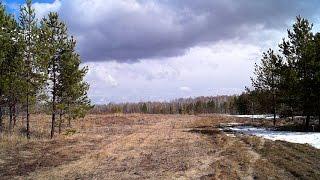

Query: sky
3 0 320 104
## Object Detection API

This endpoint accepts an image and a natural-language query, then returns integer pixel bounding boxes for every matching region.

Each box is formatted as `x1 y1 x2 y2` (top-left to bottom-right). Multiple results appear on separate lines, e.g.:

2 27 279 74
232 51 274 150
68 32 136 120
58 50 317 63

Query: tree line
0 0 91 138
91 95 244 115
246 16 320 129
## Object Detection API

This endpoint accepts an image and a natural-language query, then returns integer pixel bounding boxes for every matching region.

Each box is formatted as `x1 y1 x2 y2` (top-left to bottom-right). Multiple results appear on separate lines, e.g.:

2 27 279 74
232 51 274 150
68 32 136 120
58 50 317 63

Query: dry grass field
0 114 319 179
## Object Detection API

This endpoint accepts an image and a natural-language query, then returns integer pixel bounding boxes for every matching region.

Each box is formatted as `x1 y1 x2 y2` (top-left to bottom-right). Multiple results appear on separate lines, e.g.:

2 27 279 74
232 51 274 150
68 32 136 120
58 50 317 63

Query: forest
93 93 279 117
92 96 238 115
0 0 91 139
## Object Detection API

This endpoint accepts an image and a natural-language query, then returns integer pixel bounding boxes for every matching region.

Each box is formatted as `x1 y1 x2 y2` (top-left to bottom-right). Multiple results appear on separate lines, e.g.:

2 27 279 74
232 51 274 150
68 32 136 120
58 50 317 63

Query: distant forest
91 94 271 115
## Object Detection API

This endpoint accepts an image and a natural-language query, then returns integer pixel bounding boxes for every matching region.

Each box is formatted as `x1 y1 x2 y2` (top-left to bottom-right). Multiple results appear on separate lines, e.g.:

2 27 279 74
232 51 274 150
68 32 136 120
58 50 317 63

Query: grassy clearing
0 114 319 179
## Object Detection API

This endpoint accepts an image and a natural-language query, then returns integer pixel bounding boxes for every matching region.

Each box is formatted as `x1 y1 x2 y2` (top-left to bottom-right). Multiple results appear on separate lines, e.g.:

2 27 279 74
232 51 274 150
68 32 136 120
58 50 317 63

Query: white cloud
33 0 61 20
106 74 118 87
31 0 320 62
180 86 192 92
85 64 118 92
83 41 262 103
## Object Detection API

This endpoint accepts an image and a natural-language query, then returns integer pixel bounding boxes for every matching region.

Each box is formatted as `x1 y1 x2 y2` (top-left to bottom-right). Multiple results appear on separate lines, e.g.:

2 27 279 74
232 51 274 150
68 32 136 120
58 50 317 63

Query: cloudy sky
5 0 320 104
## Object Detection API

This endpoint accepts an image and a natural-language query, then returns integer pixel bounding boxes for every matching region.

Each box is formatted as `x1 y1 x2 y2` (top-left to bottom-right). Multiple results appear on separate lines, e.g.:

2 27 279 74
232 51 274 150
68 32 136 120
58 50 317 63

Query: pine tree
0 2 24 133
0 2 13 133
19 0 43 138
40 12 67 138
58 37 91 130
3 19 24 132
41 12 91 137
251 49 282 126
206 100 213 113
313 33 320 125
279 16 314 129
141 103 148 113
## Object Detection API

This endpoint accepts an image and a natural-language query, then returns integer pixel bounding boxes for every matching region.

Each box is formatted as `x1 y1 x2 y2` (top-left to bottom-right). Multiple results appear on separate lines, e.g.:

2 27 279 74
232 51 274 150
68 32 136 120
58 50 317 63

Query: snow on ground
227 114 280 119
227 126 320 149
219 123 244 127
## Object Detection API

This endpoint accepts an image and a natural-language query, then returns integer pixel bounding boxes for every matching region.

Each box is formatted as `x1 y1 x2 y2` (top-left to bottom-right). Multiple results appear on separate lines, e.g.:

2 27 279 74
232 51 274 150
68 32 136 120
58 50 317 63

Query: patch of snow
225 133 236 137
227 114 279 119
219 123 244 127
227 126 320 149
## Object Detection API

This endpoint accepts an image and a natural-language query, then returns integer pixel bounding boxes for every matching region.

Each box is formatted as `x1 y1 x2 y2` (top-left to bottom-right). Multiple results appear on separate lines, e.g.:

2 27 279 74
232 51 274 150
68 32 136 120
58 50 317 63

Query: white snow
227 114 280 119
227 126 320 149
219 123 244 127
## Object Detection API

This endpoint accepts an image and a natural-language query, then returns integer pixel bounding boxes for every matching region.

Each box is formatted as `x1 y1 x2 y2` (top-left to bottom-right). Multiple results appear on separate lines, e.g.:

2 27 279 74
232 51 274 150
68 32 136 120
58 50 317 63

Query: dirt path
1 114 319 179
26 115 221 179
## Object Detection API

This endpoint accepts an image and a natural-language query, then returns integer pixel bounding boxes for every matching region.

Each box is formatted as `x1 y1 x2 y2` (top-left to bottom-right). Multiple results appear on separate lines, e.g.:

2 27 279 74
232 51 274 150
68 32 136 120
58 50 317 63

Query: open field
0 114 320 179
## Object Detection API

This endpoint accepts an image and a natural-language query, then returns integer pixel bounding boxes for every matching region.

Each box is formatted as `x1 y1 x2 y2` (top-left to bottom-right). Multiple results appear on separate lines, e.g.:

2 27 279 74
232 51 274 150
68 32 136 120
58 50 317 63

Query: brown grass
0 114 319 179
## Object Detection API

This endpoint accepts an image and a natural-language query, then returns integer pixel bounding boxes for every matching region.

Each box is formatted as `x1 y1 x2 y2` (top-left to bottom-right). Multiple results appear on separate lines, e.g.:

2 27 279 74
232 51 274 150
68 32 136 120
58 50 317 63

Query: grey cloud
54 0 320 62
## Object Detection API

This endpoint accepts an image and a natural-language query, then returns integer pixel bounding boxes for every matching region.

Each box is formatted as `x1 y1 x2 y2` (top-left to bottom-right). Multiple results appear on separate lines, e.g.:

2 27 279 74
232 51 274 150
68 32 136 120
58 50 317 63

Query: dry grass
0 113 319 179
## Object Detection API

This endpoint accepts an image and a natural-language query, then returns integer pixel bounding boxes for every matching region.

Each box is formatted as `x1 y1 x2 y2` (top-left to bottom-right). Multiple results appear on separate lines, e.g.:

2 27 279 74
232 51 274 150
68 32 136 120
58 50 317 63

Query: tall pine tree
41 12 90 138
251 49 282 126
57 37 91 131
19 0 43 138
279 16 314 129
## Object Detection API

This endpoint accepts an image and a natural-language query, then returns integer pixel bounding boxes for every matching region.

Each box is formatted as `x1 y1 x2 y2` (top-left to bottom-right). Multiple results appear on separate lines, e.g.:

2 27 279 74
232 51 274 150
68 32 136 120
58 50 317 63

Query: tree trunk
68 116 71 127
272 93 276 127
273 112 276 127
305 115 310 131
67 102 71 127
13 105 16 129
0 106 3 133
51 108 56 138
51 58 57 139
58 112 62 134
9 105 13 132
26 4 32 140
51 93 56 138
26 93 30 139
